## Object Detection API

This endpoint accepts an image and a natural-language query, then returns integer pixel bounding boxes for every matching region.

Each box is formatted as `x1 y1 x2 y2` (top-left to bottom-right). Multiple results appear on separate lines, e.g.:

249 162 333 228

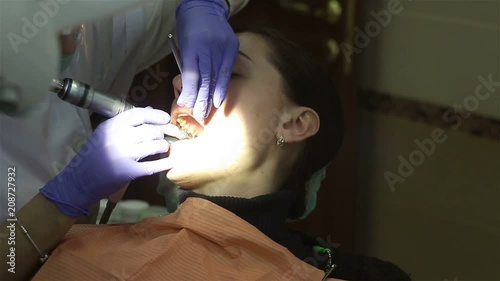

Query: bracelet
14 216 50 264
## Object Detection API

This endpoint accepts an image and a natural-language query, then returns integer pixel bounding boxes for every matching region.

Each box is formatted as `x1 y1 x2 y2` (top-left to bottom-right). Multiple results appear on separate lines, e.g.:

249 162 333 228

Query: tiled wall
360 0 500 120
355 110 500 280
355 1 500 280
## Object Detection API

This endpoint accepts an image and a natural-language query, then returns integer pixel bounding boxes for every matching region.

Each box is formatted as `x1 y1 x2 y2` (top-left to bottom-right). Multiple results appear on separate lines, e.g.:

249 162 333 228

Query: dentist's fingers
192 55 212 124
213 41 238 108
177 52 200 108
139 156 175 175
116 107 171 126
133 139 170 161
130 124 165 143
157 123 183 139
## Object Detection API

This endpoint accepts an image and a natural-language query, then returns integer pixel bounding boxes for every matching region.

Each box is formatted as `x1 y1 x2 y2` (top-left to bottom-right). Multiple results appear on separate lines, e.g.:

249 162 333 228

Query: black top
178 189 412 281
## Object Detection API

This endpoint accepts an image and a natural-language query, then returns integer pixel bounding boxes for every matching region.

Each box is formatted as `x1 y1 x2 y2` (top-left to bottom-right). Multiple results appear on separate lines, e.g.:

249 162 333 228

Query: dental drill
50 78 190 141
50 78 134 117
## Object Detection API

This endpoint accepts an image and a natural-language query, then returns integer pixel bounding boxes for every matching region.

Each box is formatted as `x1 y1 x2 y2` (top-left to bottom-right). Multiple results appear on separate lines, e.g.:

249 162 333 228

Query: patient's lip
170 106 193 126
170 103 205 137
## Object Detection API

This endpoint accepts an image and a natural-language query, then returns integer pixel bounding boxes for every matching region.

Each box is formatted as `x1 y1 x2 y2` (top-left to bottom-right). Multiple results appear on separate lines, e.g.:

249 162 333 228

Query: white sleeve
137 0 183 71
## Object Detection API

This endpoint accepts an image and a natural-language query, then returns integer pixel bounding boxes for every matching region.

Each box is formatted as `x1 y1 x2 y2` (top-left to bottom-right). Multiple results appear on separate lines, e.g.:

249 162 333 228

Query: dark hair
235 27 344 219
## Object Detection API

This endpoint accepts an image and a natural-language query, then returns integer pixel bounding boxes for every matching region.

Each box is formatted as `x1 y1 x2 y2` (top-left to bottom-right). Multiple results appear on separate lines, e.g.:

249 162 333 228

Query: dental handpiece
50 78 190 142
50 78 134 118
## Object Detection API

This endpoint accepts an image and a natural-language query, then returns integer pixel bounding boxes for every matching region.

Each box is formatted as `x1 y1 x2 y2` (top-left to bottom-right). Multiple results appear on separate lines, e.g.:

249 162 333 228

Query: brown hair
235 27 345 219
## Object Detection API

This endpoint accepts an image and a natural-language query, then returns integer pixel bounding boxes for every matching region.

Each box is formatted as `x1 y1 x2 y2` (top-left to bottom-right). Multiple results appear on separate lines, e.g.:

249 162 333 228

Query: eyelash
231 73 240 79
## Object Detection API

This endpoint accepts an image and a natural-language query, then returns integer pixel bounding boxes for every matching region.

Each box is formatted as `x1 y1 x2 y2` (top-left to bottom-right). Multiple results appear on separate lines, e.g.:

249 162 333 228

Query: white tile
360 0 500 119
355 111 500 280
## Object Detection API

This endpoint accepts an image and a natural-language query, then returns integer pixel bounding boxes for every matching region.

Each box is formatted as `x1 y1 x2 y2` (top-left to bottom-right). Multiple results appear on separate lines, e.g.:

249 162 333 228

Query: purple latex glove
176 0 239 123
40 107 173 218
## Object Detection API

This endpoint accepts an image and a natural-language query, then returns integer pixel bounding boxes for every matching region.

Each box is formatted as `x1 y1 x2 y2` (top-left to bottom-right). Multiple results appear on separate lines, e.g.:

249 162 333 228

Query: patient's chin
165 169 184 185
165 168 199 189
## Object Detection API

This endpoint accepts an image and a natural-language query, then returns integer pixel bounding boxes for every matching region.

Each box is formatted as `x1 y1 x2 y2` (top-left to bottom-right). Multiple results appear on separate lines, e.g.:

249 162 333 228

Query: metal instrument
168 34 183 73
51 78 134 118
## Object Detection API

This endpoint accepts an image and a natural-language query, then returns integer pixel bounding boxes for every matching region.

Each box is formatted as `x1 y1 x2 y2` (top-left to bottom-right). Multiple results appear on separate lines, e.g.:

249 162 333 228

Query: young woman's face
166 33 289 191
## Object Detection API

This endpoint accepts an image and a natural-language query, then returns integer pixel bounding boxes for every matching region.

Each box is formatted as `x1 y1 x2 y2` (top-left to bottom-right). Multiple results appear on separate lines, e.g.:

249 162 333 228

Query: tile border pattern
359 90 500 141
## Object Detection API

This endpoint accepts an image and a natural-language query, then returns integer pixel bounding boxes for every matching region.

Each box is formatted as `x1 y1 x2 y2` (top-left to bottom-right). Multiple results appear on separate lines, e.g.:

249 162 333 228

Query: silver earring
276 135 285 146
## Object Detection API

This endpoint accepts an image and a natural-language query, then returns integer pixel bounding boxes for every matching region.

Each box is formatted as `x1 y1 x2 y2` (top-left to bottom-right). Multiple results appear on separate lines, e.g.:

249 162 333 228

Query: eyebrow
238 50 252 62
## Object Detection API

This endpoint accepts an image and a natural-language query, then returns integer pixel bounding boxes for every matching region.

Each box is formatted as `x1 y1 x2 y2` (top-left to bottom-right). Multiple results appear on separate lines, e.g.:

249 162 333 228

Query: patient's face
167 33 287 192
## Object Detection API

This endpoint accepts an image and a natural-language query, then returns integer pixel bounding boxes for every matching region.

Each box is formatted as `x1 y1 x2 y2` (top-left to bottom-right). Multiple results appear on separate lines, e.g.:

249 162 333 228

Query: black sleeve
327 250 412 281
294 231 412 281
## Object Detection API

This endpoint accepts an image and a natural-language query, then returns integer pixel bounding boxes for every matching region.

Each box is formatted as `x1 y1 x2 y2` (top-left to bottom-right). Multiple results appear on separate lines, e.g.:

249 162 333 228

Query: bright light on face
167 104 252 187
165 33 288 197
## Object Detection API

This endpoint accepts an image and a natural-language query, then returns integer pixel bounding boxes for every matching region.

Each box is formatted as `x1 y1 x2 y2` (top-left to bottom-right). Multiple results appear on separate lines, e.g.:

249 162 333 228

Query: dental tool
50 78 192 141
50 78 134 118
168 34 182 73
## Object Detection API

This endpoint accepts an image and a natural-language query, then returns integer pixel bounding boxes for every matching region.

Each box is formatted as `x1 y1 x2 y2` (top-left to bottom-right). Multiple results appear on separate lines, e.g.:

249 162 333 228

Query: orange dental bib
33 198 330 280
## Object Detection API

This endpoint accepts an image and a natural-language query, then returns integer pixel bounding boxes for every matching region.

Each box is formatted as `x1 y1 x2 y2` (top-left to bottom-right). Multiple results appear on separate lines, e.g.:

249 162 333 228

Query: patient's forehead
236 33 271 61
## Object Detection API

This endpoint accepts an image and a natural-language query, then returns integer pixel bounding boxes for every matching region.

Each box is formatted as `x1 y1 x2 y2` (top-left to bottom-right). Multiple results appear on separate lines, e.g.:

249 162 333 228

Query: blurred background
118 1 500 280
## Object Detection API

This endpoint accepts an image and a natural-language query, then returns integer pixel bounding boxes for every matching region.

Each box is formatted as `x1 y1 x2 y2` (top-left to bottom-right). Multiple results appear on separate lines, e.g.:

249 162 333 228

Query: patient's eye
231 73 240 79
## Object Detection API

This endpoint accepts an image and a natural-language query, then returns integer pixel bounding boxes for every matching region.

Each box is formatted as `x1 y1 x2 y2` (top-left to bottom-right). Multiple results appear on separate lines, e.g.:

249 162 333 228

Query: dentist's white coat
0 1 182 221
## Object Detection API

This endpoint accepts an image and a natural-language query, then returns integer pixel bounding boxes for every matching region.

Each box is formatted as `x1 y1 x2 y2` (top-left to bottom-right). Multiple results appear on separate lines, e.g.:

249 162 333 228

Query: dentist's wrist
39 188 90 218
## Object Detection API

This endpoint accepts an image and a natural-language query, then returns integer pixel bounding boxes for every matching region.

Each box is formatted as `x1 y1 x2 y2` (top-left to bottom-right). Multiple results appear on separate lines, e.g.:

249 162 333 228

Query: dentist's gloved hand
40 107 173 218
176 0 239 123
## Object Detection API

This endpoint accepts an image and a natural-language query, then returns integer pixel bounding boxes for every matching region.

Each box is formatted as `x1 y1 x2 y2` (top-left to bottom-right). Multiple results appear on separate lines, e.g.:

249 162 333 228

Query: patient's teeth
178 130 187 140
174 115 202 139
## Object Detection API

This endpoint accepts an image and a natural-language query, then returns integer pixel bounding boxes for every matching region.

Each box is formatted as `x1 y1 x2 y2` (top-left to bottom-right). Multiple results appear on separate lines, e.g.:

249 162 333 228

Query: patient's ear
280 106 319 144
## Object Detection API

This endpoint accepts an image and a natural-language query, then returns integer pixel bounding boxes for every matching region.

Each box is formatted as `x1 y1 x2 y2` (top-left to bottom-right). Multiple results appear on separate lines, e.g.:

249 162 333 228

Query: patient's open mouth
176 114 204 139
162 114 204 144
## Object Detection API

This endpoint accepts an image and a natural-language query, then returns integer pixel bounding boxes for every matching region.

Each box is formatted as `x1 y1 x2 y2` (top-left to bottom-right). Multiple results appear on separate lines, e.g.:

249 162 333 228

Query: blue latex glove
40 107 173 218
176 0 239 123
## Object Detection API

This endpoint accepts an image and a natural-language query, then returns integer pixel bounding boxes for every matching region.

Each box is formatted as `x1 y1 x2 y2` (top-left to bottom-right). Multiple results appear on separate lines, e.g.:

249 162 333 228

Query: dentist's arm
0 194 75 281
0 107 173 281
